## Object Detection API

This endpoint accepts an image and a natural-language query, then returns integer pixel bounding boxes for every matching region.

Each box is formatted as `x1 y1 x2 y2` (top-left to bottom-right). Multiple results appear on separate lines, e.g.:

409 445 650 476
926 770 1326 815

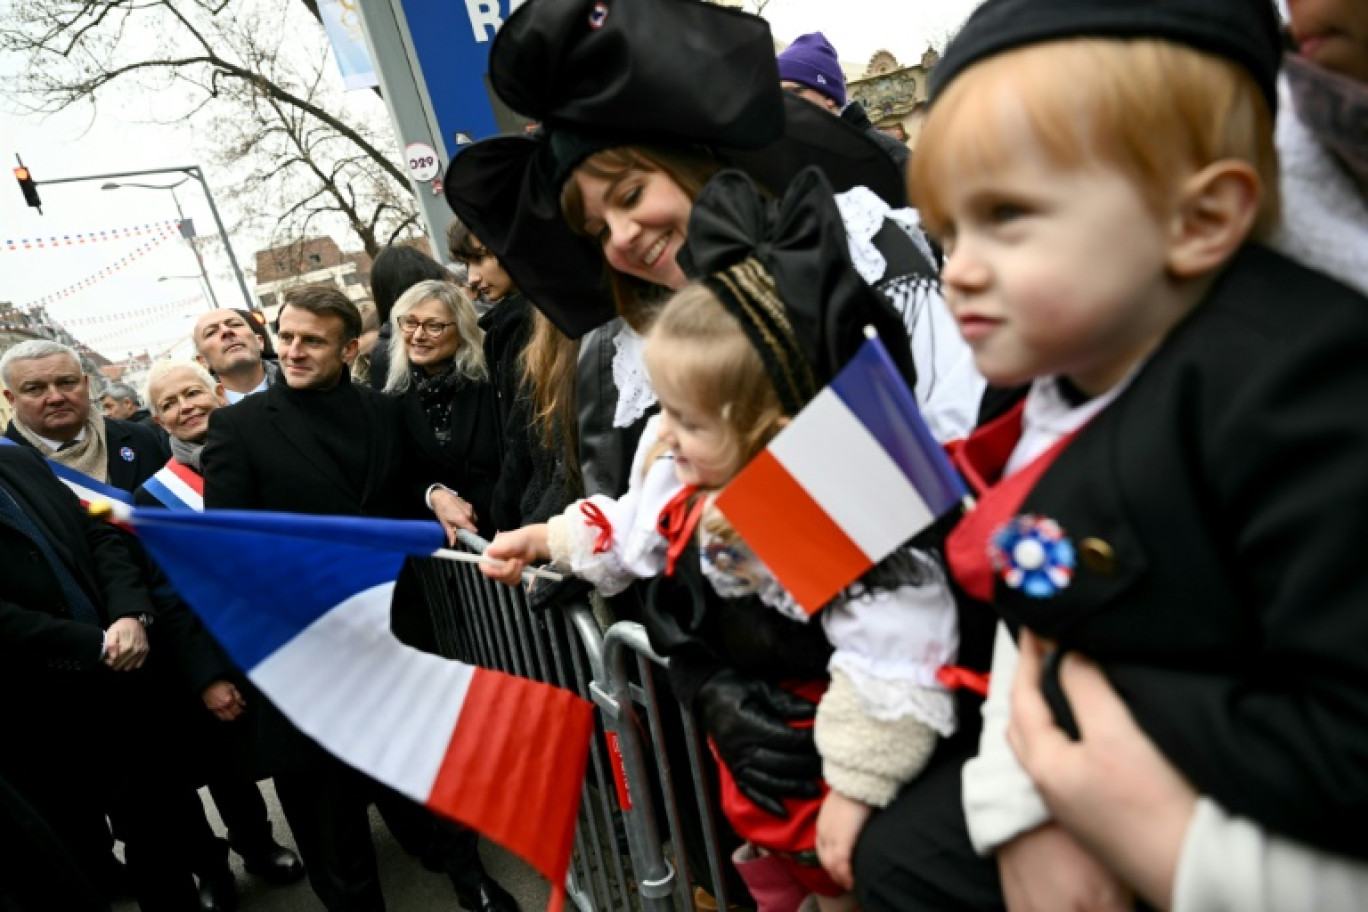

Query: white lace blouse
545 417 960 744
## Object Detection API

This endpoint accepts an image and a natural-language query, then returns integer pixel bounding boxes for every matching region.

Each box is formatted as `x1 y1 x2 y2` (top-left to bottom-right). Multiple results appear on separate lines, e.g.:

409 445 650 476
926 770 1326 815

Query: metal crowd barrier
408 531 737 912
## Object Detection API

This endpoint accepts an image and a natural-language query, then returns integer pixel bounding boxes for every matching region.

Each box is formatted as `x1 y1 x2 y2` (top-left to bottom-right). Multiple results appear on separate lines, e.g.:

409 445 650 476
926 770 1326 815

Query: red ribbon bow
579 502 614 555
657 485 705 577
936 665 991 698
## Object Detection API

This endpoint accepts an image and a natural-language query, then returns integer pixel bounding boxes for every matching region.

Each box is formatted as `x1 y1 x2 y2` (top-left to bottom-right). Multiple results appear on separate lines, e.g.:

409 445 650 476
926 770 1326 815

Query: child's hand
816 789 873 890
481 526 550 587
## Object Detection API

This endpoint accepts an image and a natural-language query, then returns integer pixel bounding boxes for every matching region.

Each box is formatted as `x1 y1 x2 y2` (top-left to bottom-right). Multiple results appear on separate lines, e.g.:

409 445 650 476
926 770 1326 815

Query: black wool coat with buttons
989 244 1368 861
0 445 161 792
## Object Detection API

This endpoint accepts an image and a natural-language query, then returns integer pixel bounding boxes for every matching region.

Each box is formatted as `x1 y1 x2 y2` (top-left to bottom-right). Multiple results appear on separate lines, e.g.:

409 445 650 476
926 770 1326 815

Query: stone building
847 47 939 148
253 236 435 328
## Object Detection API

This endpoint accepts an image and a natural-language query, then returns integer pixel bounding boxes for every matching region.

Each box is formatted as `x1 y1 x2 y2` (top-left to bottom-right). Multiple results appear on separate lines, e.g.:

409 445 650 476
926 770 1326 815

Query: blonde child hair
911 39 1281 242
642 274 790 489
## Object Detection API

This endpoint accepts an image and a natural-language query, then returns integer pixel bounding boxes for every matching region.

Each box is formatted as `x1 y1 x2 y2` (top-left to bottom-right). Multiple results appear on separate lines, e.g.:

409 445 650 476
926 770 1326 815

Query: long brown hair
560 144 724 331
519 308 581 484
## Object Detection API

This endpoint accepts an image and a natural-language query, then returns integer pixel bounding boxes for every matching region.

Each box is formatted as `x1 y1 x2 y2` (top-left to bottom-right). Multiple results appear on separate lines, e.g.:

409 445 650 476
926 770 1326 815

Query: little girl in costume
485 168 964 912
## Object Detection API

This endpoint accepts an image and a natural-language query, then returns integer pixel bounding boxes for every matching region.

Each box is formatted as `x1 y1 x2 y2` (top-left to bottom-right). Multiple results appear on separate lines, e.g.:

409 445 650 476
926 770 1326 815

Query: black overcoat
993 244 1368 859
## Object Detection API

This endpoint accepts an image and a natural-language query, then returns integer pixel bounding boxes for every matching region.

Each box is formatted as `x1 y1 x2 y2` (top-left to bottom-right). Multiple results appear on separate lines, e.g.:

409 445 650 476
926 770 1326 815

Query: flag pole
858 324 975 516
432 548 564 583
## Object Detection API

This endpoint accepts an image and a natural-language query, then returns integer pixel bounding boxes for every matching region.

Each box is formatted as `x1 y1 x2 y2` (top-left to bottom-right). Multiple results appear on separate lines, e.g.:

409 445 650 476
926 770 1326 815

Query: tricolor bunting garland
2 219 181 251
112 506 593 912
19 224 180 311
715 334 967 613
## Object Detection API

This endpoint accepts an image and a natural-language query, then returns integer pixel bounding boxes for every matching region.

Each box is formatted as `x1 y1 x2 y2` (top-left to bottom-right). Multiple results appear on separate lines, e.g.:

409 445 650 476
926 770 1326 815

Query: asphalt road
114 779 551 912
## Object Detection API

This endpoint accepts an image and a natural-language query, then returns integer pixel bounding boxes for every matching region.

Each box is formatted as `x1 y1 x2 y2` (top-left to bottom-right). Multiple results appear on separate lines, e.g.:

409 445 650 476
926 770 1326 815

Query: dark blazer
991 244 1368 859
0 445 156 804
0 445 153 666
203 379 427 519
402 380 501 538
202 378 435 773
4 416 165 492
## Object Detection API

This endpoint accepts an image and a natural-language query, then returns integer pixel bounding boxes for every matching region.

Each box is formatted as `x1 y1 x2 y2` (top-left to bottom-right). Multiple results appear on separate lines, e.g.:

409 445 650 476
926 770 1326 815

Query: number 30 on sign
405 142 441 182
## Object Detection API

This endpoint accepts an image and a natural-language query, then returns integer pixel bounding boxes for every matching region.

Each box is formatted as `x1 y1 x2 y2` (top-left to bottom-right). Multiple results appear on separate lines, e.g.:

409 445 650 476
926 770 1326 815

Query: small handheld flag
106 505 592 912
715 332 968 613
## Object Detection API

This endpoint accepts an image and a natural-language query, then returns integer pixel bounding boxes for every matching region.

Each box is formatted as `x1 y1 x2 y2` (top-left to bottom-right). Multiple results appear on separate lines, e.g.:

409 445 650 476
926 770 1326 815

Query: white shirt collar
224 372 270 404
33 427 86 452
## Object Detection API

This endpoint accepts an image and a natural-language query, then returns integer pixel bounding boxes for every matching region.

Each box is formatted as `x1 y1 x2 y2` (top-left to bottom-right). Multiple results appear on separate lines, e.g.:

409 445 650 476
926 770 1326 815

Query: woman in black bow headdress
482 168 979 912
444 0 984 503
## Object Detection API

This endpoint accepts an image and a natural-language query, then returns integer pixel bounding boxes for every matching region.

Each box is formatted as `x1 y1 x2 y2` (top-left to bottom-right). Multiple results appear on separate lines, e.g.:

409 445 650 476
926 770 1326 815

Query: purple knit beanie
776 32 846 108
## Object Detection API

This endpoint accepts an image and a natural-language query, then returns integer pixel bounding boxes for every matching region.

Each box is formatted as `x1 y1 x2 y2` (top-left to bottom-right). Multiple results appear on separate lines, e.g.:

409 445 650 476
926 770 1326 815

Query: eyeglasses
399 317 457 337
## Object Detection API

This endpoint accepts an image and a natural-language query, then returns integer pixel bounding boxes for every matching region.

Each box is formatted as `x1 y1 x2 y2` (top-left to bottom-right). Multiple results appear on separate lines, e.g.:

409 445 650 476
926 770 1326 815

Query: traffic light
13 166 41 210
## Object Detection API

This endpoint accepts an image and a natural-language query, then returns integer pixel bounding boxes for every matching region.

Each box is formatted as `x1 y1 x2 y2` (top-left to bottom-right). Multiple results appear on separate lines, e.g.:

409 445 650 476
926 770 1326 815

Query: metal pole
29 162 255 311
185 167 255 311
354 0 454 260
33 165 215 188
169 187 222 311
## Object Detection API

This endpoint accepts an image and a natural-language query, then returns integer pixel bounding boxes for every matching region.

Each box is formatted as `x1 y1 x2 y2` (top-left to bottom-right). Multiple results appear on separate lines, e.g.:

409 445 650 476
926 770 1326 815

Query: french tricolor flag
715 333 968 613
139 459 204 511
115 507 593 912
0 437 133 507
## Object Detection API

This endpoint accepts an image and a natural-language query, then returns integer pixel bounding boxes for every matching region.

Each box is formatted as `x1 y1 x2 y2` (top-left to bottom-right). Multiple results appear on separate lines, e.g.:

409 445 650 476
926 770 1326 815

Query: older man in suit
2 340 164 489
203 283 514 912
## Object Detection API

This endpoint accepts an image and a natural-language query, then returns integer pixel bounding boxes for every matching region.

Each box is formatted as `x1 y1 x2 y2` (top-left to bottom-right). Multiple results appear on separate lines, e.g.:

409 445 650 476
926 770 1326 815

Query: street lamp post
157 274 217 311
103 178 221 311
36 164 255 311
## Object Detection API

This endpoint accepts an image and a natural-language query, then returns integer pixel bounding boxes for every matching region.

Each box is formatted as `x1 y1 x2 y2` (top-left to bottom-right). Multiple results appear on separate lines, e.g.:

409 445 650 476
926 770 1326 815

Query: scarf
414 363 466 447
13 405 110 483
1273 66 1368 297
1284 53 1368 193
169 434 205 473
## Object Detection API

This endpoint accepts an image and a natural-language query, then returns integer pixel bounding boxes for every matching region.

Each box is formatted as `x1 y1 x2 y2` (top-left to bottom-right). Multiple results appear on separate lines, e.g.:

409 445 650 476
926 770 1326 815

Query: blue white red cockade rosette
988 515 1075 598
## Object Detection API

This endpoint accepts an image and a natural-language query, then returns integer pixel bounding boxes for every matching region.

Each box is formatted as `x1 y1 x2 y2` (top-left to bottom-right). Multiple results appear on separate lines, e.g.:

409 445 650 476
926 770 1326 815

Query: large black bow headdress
679 167 919 414
443 0 906 340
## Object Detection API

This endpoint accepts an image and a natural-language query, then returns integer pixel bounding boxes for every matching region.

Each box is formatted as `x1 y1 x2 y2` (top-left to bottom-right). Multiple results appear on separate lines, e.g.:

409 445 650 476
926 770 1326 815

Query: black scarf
1285 52 1368 194
413 363 466 447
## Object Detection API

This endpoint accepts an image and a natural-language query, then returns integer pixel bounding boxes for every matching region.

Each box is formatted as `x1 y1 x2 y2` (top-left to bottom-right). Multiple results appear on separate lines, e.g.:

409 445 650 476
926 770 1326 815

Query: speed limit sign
404 142 441 182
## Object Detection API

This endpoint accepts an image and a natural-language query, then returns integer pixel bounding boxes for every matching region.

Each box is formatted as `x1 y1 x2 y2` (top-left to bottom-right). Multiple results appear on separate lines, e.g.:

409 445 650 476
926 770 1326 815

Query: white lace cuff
611 326 657 429
547 502 636 597
828 651 957 735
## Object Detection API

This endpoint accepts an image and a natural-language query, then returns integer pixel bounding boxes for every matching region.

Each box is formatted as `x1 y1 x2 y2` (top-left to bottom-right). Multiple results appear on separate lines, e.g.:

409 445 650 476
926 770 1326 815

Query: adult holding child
856 2 1368 912
995 1 1368 910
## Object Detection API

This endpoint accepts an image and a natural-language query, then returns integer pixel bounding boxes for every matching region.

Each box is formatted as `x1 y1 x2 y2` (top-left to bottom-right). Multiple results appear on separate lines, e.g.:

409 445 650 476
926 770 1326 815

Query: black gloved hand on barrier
694 667 823 818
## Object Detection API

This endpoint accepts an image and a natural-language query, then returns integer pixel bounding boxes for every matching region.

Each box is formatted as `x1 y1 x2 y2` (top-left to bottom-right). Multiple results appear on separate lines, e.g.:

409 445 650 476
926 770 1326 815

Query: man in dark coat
777 31 911 173
203 283 516 912
99 380 171 458
193 308 282 403
0 443 201 911
2 340 165 490
2 339 302 911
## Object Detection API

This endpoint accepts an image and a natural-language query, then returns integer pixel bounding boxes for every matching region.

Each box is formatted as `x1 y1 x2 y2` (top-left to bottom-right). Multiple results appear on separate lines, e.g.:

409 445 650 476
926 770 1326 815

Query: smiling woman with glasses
383 279 501 540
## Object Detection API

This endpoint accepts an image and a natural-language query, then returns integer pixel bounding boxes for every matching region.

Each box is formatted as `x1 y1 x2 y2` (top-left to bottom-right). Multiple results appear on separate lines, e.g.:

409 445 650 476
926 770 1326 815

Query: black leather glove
694 668 822 818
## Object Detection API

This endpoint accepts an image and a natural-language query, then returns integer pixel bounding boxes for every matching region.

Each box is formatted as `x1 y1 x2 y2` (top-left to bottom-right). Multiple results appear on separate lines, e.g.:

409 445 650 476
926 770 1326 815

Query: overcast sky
0 0 984 366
